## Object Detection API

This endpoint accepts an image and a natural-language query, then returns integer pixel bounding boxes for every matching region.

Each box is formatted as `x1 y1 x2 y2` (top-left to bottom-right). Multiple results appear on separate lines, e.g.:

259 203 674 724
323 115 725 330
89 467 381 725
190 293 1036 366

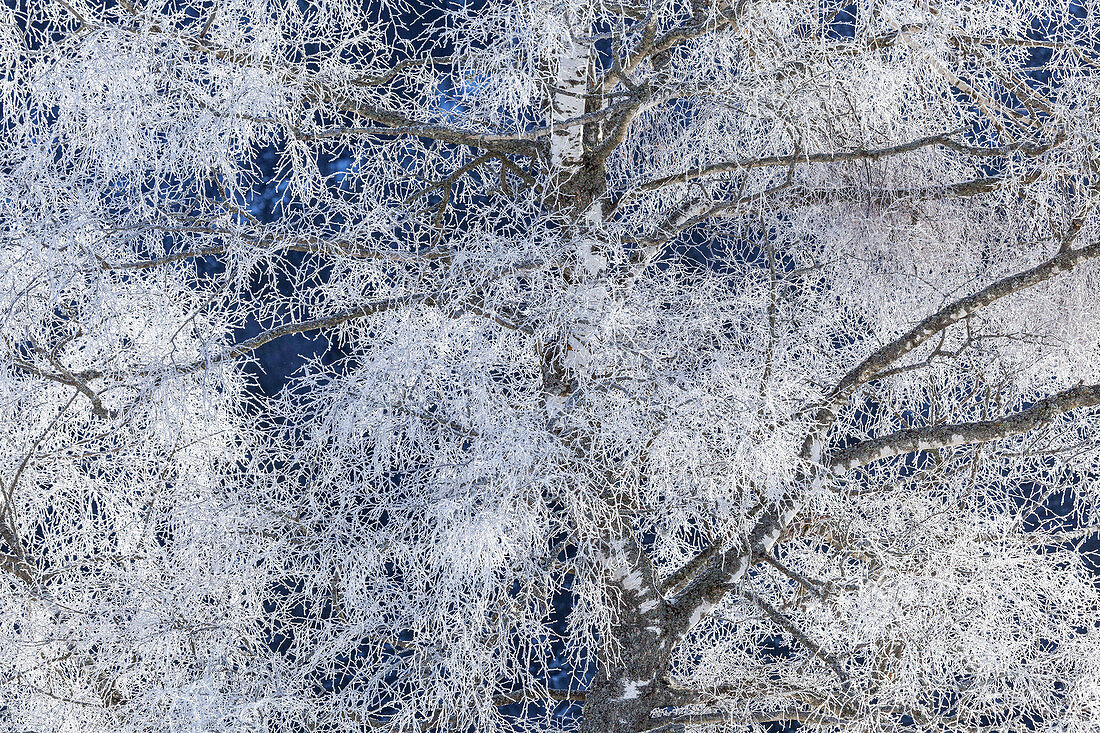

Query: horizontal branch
349 55 457 87
319 97 639 151
637 132 1049 192
778 172 1018 208
303 116 541 156
648 703 1001 733
105 18 538 156
645 706 847 731
13 276 539 399
95 226 448 271
493 688 586 706
830 384 1100 473
627 171 1020 253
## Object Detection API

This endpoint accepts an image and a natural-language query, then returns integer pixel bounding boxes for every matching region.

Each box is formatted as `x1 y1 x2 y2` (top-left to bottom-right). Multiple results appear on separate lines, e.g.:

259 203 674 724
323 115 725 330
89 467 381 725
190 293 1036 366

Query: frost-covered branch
636 132 1050 193
738 588 849 686
169 294 434 375
816 240 1100 433
644 706 849 730
6 0 1100 730
493 688 587 706
830 384 1100 473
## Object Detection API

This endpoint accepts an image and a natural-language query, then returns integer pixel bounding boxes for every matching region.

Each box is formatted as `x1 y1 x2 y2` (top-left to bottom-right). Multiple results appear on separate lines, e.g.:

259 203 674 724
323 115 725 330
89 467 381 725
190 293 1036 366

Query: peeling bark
579 537 674 733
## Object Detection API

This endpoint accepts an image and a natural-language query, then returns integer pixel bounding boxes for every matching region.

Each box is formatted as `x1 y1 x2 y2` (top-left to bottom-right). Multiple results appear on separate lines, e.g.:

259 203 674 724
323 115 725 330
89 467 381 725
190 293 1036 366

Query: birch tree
4 0 1100 731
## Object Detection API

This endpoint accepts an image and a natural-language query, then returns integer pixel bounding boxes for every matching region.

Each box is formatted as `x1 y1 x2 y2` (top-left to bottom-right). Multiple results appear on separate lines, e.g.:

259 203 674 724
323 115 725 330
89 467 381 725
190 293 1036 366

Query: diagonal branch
656 245 1100 654
665 499 796 636
810 239 1100 455
739 588 849 687
829 383 1100 474
170 293 435 376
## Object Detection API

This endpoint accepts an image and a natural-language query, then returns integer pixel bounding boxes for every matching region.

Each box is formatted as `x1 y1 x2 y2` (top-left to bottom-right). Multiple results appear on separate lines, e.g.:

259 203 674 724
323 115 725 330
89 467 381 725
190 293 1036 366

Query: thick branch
631 168 1087 674
659 543 722 598
830 384 1100 473
665 499 797 637
650 4 746 57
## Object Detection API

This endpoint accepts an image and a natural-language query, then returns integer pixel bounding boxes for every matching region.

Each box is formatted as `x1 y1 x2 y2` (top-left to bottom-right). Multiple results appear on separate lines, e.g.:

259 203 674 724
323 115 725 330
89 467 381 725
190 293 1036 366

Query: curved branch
147 259 544 377
631 183 1091 667
830 383 1100 473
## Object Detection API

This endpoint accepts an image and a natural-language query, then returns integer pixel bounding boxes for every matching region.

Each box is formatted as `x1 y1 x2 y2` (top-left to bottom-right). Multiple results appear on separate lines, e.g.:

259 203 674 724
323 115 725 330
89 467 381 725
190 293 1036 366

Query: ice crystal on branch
3 0 1100 731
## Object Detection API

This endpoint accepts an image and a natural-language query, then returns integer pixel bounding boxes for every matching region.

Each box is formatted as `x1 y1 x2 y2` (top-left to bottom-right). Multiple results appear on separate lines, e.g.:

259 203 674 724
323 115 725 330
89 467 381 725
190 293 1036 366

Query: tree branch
170 293 435 375
93 17 542 156
636 132 1050 193
151 259 543 377
738 588 849 687
665 499 796 636
830 383 1100 473
493 688 586 706
811 239 1100 453
93 225 449 271
645 706 848 731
